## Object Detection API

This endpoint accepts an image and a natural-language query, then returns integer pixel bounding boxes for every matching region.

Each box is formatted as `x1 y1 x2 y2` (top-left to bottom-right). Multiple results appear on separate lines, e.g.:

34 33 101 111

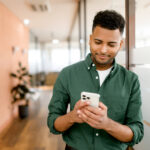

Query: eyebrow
94 38 118 44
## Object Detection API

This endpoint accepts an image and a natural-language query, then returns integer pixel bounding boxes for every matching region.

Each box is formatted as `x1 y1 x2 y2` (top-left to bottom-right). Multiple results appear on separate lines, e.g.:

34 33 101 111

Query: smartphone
81 91 100 107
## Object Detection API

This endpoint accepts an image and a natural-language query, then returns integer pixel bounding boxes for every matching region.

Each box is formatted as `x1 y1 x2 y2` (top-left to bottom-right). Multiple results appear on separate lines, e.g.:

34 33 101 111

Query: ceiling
0 0 77 42
1 0 150 43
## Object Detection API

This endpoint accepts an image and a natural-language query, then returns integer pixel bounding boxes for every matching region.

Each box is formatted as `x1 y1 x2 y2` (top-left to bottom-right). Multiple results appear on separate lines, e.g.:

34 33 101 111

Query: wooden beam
83 0 87 57
67 0 80 40
125 0 135 70
78 0 82 59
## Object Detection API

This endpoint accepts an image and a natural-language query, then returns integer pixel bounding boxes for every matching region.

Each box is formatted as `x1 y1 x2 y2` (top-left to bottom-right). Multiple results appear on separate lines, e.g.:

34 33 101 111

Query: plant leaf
17 70 20 73
23 80 27 85
10 73 17 78
19 76 22 80
18 62 22 67
21 67 26 71
22 72 29 76
29 75 32 78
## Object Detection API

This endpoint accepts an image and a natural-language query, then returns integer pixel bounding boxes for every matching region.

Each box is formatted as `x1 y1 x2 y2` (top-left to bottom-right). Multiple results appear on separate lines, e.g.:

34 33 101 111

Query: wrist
67 110 75 124
103 117 112 131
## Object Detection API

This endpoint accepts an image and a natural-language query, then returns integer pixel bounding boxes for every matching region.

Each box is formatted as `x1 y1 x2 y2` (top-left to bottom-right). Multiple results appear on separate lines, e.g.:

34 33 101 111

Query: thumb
75 99 90 109
99 102 107 110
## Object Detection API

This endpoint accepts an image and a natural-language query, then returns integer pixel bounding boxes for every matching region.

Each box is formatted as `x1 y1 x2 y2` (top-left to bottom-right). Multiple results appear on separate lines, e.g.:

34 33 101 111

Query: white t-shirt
97 67 112 87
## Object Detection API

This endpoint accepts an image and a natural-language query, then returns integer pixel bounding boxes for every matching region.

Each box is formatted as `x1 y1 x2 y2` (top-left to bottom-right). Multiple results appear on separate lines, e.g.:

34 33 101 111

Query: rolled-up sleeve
47 69 70 134
125 76 144 146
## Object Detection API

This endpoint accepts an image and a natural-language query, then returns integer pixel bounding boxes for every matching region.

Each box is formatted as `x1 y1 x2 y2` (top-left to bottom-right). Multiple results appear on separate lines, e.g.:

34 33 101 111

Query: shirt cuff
47 114 63 134
125 123 143 146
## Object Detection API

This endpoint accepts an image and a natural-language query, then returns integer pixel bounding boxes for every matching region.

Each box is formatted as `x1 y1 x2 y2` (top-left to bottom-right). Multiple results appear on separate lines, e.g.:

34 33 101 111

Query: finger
82 108 99 121
87 121 98 129
83 109 96 119
79 112 99 128
99 102 107 110
78 109 99 123
75 100 89 110
78 100 90 109
84 106 101 115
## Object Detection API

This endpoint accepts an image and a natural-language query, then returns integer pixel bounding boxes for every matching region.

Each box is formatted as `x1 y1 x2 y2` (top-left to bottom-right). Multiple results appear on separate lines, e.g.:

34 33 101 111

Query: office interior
0 0 150 150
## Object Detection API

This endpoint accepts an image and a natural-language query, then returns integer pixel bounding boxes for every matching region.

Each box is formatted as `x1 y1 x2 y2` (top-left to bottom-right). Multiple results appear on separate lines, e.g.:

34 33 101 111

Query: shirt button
88 67 90 70
92 64 95 67
96 133 99 136
96 76 98 79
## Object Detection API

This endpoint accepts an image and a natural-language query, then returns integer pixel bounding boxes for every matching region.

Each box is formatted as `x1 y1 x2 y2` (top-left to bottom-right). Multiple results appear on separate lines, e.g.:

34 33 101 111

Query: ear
118 39 124 51
89 34 92 45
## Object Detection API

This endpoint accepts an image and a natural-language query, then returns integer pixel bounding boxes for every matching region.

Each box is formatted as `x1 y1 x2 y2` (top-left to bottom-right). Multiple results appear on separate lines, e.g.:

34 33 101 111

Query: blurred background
0 0 150 150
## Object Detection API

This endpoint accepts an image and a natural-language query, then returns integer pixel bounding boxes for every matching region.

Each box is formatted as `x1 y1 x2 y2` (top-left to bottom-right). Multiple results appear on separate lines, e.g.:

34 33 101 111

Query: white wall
128 47 150 150
116 47 150 149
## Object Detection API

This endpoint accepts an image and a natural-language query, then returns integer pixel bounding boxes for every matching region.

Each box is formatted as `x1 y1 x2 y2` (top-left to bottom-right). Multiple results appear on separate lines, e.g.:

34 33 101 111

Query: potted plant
10 62 33 119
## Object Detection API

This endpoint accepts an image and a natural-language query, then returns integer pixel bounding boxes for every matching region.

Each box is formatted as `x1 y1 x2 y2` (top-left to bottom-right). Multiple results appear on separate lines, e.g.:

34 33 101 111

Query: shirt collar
85 53 93 70
110 59 118 76
85 53 118 74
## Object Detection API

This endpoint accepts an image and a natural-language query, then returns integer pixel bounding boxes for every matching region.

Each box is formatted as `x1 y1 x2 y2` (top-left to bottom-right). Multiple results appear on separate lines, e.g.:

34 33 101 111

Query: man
47 10 144 150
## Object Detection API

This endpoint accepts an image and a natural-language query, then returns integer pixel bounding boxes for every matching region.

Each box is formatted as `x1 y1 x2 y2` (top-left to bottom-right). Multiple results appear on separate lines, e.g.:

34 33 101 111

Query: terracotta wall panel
0 2 29 132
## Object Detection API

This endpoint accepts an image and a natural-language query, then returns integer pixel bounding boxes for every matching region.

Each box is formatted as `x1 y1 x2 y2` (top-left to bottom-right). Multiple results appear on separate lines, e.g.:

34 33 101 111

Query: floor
0 89 65 150
0 87 134 150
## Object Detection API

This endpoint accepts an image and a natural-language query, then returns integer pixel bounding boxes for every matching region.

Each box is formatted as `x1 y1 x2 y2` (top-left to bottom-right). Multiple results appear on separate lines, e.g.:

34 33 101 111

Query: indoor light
24 19 30 25
52 39 59 44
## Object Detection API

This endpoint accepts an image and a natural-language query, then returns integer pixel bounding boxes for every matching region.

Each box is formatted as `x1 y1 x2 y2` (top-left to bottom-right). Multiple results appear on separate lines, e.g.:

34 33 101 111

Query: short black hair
92 10 125 35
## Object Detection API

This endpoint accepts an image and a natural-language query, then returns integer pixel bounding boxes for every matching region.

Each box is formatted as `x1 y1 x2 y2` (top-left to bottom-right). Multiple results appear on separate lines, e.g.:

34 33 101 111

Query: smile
97 55 108 60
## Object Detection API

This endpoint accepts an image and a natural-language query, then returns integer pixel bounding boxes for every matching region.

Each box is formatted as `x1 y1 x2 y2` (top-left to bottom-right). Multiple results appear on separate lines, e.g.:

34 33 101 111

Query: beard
91 52 114 66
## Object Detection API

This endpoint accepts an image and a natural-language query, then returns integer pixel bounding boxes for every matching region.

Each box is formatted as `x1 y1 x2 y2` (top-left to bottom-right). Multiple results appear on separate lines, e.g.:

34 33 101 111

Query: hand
70 100 90 124
77 102 110 130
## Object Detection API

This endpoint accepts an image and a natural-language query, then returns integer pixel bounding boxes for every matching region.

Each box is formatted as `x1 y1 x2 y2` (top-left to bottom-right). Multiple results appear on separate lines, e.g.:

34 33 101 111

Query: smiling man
47 10 144 150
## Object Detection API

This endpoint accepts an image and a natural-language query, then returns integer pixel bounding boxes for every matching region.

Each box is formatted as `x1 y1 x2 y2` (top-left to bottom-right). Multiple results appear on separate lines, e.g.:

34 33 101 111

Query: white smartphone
81 91 100 107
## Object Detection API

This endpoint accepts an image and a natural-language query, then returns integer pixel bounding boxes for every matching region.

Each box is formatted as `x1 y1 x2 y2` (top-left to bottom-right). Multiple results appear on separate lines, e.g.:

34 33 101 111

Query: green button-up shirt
47 53 144 150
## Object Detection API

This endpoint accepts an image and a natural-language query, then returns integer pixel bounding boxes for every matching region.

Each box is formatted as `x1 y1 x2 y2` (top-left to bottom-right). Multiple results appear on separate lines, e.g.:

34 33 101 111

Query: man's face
89 26 123 68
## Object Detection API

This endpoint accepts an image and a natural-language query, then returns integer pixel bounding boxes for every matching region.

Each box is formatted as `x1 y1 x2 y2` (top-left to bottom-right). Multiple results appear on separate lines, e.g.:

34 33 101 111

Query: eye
94 40 102 45
108 44 116 48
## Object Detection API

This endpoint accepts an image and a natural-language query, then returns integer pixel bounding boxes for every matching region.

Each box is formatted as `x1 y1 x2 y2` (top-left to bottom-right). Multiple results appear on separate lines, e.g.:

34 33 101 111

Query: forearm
54 100 88 132
105 118 133 142
54 111 75 132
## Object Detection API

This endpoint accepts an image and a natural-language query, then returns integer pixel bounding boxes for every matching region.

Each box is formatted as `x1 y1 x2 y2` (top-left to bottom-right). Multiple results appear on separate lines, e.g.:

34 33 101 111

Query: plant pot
19 105 29 119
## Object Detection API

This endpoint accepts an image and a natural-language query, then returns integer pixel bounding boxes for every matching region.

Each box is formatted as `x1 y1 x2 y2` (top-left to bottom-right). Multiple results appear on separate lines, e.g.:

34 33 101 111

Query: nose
100 44 107 54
